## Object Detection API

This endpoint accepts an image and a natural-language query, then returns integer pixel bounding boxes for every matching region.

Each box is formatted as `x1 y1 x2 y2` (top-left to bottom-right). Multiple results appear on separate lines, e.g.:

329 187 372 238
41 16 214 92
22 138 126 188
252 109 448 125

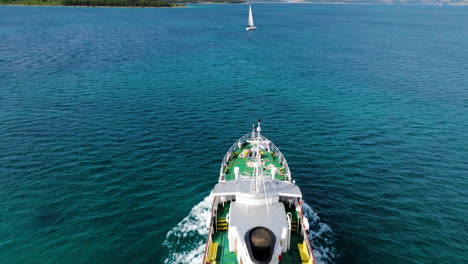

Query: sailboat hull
246 26 257 31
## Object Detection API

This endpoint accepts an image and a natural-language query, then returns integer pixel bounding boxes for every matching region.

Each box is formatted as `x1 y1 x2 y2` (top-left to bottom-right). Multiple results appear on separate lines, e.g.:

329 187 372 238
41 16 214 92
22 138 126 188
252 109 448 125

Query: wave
162 195 337 264
162 196 213 264
302 202 338 264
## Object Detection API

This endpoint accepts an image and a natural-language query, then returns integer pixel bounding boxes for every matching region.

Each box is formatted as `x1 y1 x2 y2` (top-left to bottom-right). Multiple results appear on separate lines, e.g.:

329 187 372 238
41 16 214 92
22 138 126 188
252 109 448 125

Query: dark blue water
1 4 467 264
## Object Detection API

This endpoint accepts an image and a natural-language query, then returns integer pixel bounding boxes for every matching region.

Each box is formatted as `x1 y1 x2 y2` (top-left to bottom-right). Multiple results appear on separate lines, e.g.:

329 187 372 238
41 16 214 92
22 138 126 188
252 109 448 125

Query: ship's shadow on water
162 196 338 264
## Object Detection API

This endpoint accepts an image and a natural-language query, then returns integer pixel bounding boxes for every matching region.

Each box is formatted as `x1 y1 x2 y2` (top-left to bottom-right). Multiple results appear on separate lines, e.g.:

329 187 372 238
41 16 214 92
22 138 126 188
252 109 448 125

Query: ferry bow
203 120 317 264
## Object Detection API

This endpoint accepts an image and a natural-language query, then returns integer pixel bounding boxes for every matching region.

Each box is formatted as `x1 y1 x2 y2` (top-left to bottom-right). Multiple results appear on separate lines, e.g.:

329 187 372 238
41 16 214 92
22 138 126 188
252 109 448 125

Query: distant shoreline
1 2 467 7
0 4 186 7
0 0 186 8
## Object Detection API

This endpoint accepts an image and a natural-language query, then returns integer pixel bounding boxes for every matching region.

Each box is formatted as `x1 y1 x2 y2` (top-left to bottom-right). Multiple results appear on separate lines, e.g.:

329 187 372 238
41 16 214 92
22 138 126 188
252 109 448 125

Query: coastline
1 1 467 8
0 3 186 7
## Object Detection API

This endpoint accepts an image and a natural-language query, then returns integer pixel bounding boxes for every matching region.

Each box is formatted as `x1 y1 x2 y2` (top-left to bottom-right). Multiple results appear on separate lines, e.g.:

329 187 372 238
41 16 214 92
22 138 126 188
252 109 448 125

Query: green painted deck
211 201 308 264
280 233 306 264
280 202 305 264
224 144 285 181
213 202 238 264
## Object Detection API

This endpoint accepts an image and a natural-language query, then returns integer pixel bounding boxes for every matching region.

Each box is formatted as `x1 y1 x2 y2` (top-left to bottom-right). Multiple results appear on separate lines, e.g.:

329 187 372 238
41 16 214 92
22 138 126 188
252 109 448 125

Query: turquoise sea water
1 4 467 264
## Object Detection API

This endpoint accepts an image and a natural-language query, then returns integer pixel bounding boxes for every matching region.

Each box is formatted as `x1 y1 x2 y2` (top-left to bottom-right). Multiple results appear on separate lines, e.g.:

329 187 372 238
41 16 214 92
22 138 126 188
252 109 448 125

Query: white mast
251 124 255 140
249 120 264 195
256 119 270 213
255 119 262 194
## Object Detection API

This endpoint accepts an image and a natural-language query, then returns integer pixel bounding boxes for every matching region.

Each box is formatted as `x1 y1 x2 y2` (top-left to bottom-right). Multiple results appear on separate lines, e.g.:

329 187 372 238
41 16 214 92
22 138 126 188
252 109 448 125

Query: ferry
203 120 317 264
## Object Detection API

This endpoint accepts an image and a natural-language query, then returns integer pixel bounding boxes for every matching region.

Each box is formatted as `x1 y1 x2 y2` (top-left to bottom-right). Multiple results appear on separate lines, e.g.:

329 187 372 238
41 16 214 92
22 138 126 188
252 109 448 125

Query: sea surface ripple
0 4 467 264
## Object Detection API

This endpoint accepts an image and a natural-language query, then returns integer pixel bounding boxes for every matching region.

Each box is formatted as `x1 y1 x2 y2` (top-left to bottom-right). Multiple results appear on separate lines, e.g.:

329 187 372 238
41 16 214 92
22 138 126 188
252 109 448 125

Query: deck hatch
244 227 276 264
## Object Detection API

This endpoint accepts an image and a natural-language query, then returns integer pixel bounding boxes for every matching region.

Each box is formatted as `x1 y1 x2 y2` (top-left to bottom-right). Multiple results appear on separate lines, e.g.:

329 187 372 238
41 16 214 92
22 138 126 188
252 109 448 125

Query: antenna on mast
247 119 270 213
257 119 261 135
251 124 256 139
255 119 264 192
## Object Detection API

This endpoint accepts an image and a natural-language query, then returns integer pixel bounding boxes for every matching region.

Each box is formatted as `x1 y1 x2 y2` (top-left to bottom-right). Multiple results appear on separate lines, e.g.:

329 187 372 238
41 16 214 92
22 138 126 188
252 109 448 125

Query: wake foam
162 195 213 264
302 202 338 264
162 196 337 264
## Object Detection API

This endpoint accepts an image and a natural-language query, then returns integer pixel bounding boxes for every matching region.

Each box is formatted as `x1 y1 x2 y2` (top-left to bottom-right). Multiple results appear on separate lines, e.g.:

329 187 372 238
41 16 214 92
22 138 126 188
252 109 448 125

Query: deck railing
202 197 217 264
299 198 317 264
218 133 292 182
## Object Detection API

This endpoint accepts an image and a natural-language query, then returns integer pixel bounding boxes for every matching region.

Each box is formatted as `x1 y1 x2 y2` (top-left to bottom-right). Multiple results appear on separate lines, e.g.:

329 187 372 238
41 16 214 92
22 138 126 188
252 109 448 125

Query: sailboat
246 4 257 31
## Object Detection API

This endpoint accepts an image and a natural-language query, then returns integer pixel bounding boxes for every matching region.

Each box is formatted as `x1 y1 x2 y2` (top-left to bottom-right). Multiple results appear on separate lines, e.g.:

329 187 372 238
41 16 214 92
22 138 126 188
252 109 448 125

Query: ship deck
223 143 286 181
212 203 237 264
212 201 306 264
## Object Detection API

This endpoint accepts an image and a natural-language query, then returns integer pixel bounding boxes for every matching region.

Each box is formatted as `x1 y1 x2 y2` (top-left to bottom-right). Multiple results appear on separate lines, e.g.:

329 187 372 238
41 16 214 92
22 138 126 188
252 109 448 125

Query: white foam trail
163 196 337 264
163 195 213 264
302 202 338 264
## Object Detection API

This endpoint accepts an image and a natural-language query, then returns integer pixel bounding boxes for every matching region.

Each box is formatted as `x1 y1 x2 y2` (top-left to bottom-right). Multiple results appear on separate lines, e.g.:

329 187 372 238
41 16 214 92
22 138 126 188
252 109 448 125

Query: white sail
248 5 254 27
246 4 257 30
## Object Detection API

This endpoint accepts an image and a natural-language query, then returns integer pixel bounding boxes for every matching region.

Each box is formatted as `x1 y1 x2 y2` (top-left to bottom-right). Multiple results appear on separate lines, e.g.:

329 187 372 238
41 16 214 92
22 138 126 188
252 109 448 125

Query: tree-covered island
0 0 245 7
